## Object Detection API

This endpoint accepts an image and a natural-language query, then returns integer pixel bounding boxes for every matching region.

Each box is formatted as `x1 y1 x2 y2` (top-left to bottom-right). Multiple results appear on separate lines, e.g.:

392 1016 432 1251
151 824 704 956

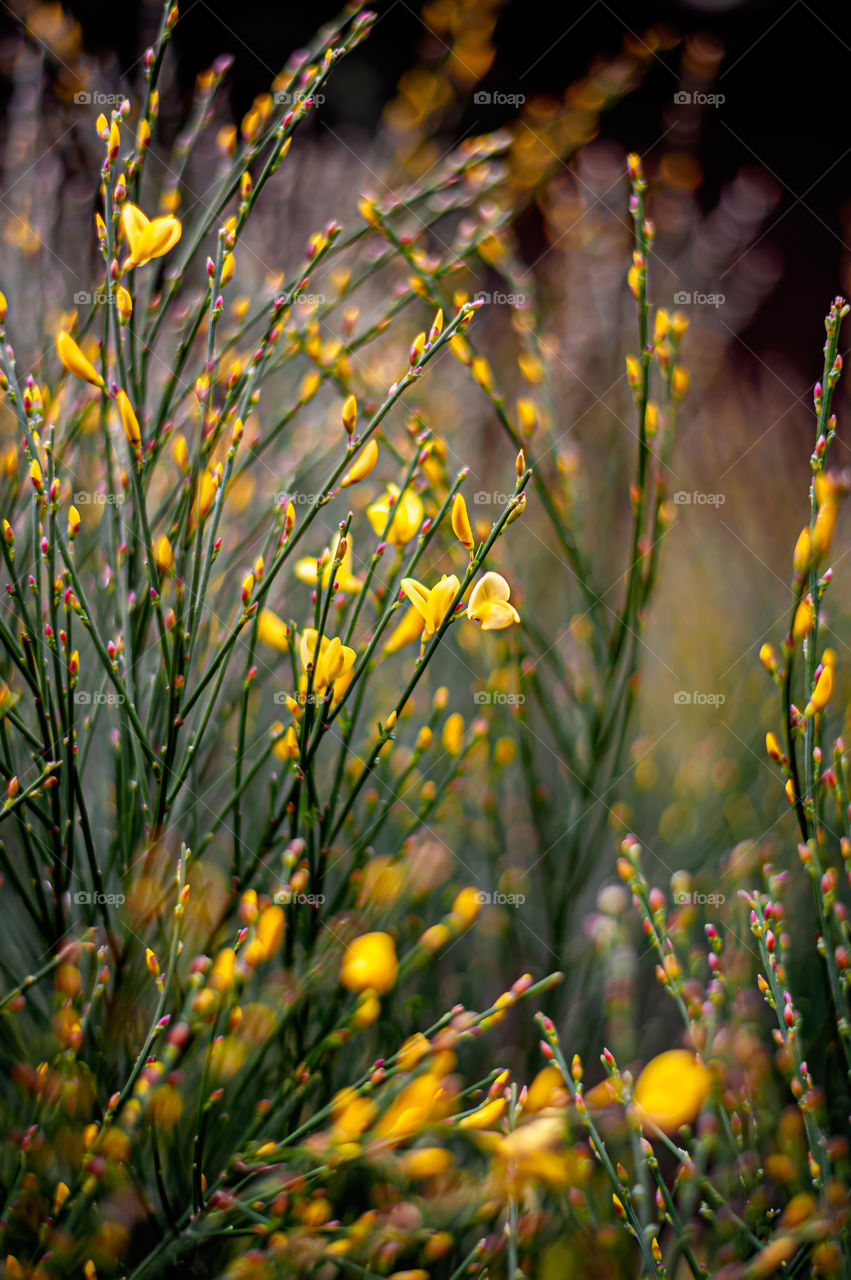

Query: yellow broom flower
367 484 424 546
340 438 378 487
401 575 461 639
451 493 474 552
56 331 104 388
805 654 835 717
121 202 182 272
633 1049 712 1132
299 628 357 694
116 389 141 451
383 607 425 654
467 572 520 630
153 535 174 574
339 931 398 994
256 608 289 651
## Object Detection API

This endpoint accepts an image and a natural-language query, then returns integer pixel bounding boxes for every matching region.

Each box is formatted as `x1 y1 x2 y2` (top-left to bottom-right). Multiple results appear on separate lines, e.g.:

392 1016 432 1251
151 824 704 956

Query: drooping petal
143 215 182 262
117 389 141 450
401 577 431 623
477 600 521 631
451 493 474 551
299 628 319 674
340 438 378 487
56 331 104 388
383 607 425 654
468 571 511 618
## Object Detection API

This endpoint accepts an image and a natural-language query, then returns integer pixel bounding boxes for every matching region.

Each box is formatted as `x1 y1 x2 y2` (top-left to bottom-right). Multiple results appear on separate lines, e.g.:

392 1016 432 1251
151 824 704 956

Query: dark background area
2 0 851 364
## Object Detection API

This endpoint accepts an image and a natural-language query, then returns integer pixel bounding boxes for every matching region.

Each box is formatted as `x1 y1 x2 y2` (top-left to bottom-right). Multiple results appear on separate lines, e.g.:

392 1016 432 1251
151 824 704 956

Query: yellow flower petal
340 438 378 487
257 609 289 651
56 331 104 388
633 1050 711 1132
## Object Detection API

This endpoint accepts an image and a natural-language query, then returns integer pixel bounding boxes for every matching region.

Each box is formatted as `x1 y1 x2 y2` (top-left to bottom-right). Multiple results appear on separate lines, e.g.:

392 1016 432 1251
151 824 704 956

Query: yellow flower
299 628 357 694
121 202 182 272
367 484 424 546
401 574 461 639
375 1071 449 1140
256 609 289 651
153 535 174 574
383 607 425 654
342 393 357 435
117 389 141 451
339 931 398 994
115 286 133 324
451 886 482 926
805 653 835 717
398 1148 452 1178
812 472 838 559
271 722 299 760
793 597 814 645
633 1049 712 1132
792 527 811 575
442 712 464 756
56 331 104 387
467 572 520 630
451 493 474 552
294 534 363 594
340 438 378 487
458 1096 505 1130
